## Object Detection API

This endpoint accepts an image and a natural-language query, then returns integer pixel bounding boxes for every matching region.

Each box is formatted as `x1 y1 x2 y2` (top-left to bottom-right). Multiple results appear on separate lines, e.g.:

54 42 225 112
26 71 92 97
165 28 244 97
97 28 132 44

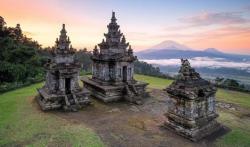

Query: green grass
0 83 104 147
134 74 173 89
215 87 250 146
216 111 250 147
1 74 250 146
217 89 250 109
86 74 173 89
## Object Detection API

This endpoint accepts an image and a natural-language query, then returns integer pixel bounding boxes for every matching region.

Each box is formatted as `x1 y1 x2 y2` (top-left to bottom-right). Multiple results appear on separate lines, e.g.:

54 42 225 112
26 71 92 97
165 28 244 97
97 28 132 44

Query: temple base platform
37 87 91 111
82 77 148 104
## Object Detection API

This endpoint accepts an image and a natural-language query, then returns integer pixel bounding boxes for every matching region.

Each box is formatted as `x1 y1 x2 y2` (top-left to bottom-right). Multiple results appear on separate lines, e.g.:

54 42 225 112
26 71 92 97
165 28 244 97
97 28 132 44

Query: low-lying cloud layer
142 57 250 71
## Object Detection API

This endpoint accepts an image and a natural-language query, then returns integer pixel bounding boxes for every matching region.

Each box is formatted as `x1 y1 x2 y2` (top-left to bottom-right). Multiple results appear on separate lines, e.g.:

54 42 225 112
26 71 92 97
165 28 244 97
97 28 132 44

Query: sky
1 0 250 54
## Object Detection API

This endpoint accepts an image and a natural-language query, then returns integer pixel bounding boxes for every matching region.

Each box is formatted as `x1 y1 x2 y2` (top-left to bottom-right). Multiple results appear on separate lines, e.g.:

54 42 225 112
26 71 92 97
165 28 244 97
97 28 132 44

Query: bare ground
40 88 230 147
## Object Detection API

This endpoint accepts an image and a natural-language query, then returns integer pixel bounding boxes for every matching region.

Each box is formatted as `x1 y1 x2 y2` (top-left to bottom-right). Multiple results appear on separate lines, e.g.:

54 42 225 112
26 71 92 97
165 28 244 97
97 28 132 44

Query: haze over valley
136 40 250 85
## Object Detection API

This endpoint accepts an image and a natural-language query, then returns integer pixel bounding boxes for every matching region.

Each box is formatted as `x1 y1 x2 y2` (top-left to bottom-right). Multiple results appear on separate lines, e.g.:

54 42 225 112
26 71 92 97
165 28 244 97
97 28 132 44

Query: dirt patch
40 89 228 147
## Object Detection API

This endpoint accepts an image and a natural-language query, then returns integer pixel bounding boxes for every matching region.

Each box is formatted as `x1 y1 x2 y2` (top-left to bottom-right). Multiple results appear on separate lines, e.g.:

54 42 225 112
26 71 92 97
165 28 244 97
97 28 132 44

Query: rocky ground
52 89 231 147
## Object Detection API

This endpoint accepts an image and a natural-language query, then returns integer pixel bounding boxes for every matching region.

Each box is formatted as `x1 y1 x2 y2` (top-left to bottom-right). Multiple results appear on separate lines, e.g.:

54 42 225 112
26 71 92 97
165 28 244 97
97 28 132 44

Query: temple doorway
55 71 60 91
123 66 127 82
65 78 71 94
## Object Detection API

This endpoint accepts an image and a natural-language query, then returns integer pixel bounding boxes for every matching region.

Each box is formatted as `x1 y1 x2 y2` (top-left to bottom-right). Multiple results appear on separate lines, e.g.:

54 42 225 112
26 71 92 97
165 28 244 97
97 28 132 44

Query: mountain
143 40 191 53
136 41 250 62
204 48 223 54
150 40 191 50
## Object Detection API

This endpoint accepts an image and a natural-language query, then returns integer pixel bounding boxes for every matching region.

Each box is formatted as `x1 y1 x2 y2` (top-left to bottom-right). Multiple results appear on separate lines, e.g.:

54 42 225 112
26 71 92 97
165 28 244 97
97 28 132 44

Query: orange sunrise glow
1 0 250 54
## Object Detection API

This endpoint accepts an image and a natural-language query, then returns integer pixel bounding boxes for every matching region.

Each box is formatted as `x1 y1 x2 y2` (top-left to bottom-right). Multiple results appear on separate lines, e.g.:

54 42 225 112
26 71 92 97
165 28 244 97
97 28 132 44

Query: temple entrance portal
123 66 127 82
65 78 71 94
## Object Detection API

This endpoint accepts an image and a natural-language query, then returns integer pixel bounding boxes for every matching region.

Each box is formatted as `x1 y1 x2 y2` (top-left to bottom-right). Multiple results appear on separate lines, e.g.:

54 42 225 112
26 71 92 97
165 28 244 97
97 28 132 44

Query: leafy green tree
0 16 44 87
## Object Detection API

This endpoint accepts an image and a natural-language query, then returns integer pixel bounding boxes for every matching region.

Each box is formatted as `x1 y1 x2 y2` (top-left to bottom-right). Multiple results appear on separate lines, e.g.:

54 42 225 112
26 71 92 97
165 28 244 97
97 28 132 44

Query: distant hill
147 40 191 51
204 48 223 54
136 41 250 62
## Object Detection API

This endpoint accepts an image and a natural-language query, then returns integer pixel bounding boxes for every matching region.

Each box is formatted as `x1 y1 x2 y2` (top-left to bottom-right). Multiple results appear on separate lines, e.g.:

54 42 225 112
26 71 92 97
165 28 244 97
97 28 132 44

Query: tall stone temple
37 24 90 111
82 12 148 104
164 59 221 141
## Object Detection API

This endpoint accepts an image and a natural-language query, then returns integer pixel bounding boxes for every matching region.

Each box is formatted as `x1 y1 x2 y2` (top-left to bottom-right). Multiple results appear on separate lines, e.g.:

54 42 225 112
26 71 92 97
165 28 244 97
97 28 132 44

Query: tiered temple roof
46 24 79 69
92 12 136 61
54 24 75 55
166 59 217 99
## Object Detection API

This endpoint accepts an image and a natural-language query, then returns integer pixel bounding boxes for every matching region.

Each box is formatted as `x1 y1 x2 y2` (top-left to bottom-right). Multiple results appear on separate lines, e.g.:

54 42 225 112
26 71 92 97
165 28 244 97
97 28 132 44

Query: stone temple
37 24 90 111
82 12 148 104
164 59 221 141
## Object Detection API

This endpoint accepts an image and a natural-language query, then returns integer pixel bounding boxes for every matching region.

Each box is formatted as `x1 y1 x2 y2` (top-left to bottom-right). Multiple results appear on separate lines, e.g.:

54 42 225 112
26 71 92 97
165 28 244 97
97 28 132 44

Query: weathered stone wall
59 78 65 92
108 48 126 54
93 61 134 83
55 55 74 64
71 73 80 91
45 72 54 92
170 96 216 122
115 62 134 82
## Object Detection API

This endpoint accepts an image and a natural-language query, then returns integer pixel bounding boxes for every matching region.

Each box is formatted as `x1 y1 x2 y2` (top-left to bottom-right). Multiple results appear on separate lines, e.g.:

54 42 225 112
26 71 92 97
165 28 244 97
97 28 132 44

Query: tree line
214 77 250 93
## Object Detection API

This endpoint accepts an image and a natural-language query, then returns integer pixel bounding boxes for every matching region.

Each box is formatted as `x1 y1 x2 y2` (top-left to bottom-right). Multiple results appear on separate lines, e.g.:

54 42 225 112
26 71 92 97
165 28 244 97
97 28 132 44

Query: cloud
157 25 250 41
157 25 250 52
179 11 248 26
192 26 250 39
245 5 250 11
184 26 250 46
141 57 250 70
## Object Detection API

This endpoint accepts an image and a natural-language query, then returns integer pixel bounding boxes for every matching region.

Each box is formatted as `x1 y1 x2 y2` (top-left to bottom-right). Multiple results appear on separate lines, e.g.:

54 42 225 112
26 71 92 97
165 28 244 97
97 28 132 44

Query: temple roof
93 12 135 61
178 59 201 81
54 24 74 55
99 12 126 49
166 59 216 99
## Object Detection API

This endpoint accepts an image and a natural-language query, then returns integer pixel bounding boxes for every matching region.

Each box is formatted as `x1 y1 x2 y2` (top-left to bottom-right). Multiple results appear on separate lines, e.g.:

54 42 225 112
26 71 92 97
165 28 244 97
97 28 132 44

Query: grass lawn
1 74 250 147
87 74 172 89
0 83 104 147
134 74 173 89
134 74 250 147
217 89 250 110
216 110 250 147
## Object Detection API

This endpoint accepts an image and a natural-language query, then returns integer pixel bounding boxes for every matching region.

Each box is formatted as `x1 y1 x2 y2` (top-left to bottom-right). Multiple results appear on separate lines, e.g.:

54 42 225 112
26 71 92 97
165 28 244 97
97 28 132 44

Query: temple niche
37 24 91 111
164 59 221 141
82 12 148 104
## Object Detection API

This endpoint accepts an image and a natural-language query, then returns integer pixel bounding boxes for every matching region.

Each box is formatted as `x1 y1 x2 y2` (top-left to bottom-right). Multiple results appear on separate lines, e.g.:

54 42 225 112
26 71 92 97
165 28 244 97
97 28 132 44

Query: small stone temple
164 59 221 141
37 24 90 111
82 12 148 104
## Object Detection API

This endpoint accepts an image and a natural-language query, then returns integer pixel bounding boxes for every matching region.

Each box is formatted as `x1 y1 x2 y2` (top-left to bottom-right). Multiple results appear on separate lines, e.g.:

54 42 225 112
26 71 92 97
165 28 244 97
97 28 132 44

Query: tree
0 16 44 85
